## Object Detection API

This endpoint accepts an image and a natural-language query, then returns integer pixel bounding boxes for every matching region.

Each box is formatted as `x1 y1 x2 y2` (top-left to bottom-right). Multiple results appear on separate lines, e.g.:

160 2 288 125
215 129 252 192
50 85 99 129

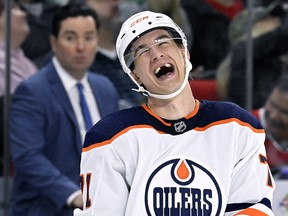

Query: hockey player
74 11 275 215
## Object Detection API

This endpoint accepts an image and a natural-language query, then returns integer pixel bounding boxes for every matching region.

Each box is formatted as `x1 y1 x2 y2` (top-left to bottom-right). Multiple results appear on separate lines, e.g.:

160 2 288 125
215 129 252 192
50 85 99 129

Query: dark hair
51 3 100 37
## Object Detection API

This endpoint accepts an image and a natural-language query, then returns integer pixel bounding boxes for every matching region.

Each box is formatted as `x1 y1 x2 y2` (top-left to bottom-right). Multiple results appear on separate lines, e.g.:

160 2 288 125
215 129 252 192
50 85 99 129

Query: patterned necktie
76 82 93 131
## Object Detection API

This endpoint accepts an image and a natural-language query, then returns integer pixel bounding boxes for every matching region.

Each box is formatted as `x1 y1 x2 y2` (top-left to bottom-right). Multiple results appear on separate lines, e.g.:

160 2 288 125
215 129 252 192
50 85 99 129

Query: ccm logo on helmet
130 15 149 27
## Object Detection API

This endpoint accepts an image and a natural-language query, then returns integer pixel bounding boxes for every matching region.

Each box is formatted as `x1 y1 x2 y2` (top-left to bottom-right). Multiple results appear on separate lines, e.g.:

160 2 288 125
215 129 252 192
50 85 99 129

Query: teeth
154 64 172 74
155 67 161 74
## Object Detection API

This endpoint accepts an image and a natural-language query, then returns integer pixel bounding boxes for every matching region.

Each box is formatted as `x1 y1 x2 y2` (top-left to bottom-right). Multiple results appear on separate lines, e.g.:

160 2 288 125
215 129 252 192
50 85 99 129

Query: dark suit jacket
9 61 119 216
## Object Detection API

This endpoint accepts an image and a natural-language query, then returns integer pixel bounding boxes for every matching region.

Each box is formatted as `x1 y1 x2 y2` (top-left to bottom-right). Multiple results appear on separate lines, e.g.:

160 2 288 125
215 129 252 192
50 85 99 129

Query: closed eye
138 48 149 56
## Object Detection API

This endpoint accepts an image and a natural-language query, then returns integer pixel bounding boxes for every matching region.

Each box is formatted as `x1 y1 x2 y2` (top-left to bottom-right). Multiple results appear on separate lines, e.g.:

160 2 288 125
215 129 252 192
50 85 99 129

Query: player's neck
147 85 196 120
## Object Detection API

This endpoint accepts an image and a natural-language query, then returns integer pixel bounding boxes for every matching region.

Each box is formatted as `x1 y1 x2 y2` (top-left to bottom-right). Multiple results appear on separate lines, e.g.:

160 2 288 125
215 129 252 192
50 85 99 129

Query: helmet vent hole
132 30 136 33
120 33 126 39
148 21 152 25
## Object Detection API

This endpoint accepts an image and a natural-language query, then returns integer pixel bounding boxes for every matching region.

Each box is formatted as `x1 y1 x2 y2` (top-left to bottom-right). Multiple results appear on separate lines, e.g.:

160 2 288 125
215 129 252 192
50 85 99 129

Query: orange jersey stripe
83 116 263 153
142 105 171 127
185 99 200 119
194 118 264 134
82 124 165 152
234 208 269 216
142 100 200 123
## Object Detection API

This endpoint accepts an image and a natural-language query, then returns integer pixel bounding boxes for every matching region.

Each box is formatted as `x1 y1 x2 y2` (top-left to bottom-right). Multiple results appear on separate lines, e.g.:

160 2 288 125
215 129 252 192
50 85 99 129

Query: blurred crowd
1 0 288 214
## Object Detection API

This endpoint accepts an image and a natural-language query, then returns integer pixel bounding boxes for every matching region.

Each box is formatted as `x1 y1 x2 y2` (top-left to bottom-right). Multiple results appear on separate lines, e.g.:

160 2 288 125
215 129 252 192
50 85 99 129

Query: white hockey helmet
116 11 192 99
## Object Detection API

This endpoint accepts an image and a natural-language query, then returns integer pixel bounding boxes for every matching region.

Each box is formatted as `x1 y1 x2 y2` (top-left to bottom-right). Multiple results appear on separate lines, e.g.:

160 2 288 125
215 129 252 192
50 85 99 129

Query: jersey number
259 154 273 188
80 173 92 208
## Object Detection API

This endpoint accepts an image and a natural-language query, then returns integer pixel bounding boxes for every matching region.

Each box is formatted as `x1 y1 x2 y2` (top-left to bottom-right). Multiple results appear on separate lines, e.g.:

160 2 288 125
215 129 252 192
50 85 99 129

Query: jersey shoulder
83 106 147 148
199 100 263 130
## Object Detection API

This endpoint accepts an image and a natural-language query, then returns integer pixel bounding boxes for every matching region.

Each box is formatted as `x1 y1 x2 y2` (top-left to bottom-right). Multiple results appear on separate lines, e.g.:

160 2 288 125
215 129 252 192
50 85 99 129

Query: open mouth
154 63 174 78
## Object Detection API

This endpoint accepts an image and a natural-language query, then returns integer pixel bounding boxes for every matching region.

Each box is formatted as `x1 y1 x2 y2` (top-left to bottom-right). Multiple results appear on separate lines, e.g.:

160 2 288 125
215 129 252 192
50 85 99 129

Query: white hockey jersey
74 100 275 216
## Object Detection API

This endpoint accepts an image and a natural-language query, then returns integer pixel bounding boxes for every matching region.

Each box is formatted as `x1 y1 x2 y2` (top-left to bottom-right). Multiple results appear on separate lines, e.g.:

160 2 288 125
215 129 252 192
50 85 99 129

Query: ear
50 35 57 52
187 49 190 60
181 46 190 60
131 70 143 85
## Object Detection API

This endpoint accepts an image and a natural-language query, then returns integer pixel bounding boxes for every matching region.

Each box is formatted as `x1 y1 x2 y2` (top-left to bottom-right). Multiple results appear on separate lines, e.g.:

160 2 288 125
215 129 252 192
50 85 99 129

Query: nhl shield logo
174 121 186 133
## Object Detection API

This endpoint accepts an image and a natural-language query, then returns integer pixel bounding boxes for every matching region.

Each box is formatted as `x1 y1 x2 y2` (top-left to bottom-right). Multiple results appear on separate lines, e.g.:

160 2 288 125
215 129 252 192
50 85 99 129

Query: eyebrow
63 30 96 36
133 34 171 56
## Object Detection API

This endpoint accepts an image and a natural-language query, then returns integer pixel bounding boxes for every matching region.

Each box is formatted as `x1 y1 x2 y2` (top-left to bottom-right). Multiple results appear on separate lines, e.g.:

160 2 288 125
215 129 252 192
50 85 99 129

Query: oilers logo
144 158 222 216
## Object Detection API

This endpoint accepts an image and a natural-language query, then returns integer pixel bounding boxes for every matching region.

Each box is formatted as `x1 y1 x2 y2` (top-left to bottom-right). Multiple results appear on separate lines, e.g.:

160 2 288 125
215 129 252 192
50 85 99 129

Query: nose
149 46 164 62
76 39 85 51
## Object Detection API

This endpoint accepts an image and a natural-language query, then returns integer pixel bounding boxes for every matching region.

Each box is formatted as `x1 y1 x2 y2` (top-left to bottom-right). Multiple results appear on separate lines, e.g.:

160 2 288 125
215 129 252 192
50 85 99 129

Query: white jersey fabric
74 100 275 216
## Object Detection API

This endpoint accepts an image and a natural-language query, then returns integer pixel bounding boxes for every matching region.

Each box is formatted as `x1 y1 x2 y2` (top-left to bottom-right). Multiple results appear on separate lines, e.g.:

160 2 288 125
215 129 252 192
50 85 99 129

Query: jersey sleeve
224 131 275 216
74 133 130 215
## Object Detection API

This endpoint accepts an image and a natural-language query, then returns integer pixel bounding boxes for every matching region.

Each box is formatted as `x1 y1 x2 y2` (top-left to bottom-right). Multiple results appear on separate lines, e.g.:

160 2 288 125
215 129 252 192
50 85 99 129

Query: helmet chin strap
148 60 192 99
129 46 193 100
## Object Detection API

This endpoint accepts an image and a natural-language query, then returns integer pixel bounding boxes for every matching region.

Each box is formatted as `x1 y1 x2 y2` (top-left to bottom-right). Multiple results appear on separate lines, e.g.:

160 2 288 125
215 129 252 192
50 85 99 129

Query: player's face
264 88 288 141
50 16 98 79
131 29 187 96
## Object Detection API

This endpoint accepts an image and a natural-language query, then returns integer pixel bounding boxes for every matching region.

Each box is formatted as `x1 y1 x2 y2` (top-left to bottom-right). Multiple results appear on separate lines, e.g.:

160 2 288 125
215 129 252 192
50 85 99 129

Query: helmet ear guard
116 11 192 100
